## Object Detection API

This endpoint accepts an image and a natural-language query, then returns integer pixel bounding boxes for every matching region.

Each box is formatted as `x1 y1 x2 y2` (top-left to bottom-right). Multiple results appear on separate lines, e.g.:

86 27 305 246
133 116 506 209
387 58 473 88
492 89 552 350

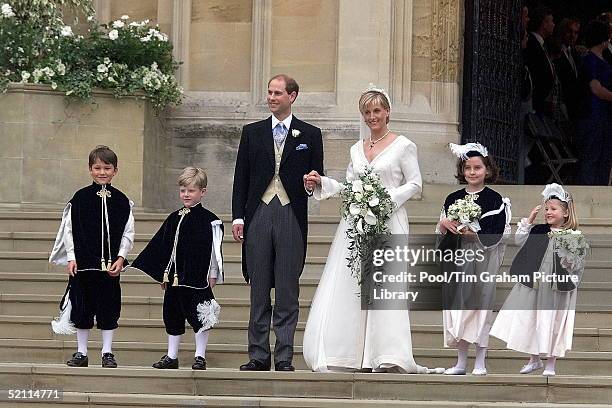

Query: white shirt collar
531 32 545 47
271 114 293 130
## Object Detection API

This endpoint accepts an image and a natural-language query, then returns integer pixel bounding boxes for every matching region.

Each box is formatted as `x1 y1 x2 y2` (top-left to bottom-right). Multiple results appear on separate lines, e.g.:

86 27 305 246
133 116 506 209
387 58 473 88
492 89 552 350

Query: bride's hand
304 171 321 190
440 218 460 234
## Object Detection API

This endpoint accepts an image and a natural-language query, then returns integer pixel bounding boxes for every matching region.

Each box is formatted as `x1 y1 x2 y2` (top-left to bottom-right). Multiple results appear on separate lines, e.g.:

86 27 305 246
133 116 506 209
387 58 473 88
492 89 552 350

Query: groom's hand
304 170 321 191
232 224 244 243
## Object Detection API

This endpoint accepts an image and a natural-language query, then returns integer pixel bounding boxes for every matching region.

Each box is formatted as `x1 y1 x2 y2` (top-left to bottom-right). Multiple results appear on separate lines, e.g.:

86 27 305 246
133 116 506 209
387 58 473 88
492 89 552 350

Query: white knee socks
101 329 114 355
455 339 469 369
77 329 89 355
195 330 210 358
167 335 182 359
474 345 487 371
545 356 557 372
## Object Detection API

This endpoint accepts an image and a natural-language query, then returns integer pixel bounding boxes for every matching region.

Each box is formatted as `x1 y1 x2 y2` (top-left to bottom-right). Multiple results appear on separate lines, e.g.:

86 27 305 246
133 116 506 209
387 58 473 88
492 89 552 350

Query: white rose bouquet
339 166 394 284
548 229 589 271
447 194 482 232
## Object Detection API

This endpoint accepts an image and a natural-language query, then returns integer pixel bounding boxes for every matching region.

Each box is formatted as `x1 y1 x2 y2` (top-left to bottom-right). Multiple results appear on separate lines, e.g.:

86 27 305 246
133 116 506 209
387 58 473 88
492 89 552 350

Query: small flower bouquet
339 166 394 284
447 194 482 232
548 229 589 271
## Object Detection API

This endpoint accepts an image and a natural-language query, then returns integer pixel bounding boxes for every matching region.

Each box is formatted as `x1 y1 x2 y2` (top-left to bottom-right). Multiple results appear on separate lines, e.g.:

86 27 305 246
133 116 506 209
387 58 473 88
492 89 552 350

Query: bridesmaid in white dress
301 86 433 373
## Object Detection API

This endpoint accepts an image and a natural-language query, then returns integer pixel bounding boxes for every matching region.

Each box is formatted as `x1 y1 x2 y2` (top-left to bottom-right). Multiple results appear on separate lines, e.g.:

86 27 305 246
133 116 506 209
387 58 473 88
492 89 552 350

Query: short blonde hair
545 194 579 230
178 167 207 189
359 91 391 123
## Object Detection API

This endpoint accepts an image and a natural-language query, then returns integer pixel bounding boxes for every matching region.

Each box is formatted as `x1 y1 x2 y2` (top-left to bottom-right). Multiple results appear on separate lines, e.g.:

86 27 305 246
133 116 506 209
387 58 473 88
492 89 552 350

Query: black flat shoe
67 352 88 367
102 352 117 368
192 356 207 370
152 354 179 369
239 359 270 371
274 361 295 371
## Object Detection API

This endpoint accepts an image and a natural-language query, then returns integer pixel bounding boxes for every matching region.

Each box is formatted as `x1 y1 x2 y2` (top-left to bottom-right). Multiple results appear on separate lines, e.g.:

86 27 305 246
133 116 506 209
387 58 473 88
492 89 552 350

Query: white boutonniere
291 129 301 138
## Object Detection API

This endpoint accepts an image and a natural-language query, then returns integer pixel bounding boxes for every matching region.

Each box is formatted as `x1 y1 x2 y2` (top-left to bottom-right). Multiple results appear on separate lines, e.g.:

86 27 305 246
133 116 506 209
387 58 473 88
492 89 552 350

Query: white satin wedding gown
302 135 430 373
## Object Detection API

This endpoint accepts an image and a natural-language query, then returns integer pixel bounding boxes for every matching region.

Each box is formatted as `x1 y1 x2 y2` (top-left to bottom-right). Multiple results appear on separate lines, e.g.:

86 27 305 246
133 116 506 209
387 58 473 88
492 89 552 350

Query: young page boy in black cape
131 167 223 370
49 145 135 369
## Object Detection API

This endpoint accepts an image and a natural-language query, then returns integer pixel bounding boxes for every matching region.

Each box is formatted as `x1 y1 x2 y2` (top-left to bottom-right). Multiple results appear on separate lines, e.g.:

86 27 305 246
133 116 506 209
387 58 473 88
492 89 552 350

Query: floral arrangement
339 166 395 284
447 194 482 232
0 0 182 113
548 229 589 271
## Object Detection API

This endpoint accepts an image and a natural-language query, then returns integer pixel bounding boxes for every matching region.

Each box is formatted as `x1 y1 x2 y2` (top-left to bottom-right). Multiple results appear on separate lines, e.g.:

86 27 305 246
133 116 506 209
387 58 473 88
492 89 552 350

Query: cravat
273 122 288 148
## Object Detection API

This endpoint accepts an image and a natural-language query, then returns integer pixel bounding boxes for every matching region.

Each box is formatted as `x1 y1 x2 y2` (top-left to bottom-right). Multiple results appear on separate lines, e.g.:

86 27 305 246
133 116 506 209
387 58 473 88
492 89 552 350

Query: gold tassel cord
172 273 178 286
163 269 169 283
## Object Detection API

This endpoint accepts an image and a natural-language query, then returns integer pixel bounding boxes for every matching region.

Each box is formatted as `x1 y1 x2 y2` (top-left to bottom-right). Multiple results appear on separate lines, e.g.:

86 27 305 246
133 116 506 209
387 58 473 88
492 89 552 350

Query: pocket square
296 144 308 151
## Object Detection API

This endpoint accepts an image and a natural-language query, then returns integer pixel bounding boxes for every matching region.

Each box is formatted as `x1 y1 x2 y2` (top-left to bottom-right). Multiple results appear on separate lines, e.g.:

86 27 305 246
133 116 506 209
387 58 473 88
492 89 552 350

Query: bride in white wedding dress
302 87 435 373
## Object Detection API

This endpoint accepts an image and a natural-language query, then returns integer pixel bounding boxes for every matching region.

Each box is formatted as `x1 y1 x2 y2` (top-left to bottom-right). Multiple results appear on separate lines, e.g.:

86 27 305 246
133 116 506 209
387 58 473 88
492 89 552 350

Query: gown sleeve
515 218 535 247
388 140 422 208
313 159 355 200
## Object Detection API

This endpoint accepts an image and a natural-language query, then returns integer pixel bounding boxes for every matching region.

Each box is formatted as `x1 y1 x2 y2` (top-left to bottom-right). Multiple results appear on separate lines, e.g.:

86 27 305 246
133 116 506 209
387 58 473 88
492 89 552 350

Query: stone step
2 251 612 281
2 340 612 376
1 363 612 404
1 275 612 315
3 278 612 320
2 231 611 261
0 273 321 298
1 210 612 238
0 212 342 236
0 295 314 322
4 393 612 408
0 315 609 352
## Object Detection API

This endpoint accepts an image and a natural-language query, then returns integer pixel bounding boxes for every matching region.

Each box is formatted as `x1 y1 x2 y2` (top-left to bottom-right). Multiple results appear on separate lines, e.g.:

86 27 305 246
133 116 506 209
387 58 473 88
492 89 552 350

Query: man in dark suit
232 74 324 371
598 12 612 65
554 18 581 120
525 6 557 116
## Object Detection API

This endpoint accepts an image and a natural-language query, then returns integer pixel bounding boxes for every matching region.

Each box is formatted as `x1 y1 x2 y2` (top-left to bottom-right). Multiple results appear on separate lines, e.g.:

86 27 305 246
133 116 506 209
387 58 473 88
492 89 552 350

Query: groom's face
267 78 296 118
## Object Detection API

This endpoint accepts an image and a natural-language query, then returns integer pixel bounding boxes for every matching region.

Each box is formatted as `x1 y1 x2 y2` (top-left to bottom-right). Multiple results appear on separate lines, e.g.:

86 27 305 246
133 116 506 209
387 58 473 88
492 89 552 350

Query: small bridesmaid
437 143 511 375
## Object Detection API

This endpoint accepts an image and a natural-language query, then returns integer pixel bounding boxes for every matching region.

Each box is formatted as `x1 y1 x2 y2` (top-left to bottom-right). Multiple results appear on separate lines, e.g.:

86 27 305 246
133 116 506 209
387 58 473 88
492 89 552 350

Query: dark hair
584 20 609 48
88 145 118 168
455 154 500 184
527 6 553 32
268 74 299 97
557 17 580 35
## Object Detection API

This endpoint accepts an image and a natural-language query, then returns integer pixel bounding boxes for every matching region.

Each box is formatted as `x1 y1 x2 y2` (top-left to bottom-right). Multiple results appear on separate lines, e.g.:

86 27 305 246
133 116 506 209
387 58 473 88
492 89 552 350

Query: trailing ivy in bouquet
548 229 590 271
339 166 395 284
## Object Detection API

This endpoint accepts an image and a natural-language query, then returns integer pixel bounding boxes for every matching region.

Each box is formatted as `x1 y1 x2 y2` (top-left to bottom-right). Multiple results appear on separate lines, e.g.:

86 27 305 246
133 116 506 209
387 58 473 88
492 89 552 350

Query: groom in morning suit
232 74 324 371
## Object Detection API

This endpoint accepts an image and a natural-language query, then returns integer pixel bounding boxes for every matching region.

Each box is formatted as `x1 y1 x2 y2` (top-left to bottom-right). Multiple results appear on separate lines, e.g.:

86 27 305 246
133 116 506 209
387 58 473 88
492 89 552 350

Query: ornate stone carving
431 0 460 82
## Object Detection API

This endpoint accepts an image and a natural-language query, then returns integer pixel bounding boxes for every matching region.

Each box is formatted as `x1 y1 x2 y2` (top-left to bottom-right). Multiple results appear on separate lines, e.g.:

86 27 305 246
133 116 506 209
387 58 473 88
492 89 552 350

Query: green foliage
0 1 183 113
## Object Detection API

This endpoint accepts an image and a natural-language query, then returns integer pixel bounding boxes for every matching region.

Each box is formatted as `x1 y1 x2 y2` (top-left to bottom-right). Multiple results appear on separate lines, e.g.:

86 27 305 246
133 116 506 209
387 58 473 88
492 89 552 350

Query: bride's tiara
361 83 391 108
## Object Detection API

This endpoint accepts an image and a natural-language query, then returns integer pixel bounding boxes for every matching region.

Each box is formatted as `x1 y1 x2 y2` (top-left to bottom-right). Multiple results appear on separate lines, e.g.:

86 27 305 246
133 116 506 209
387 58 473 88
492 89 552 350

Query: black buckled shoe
102 352 117 368
153 355 179 369
66 352 88 367
274 361 295 371
239 359 271 371
192 356 207 370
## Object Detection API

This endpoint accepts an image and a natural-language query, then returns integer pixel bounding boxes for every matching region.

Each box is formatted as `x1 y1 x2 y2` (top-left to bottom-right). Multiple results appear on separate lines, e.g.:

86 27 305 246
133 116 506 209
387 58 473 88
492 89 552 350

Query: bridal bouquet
339 166 394 284
447 194 482 232
548 229 589 271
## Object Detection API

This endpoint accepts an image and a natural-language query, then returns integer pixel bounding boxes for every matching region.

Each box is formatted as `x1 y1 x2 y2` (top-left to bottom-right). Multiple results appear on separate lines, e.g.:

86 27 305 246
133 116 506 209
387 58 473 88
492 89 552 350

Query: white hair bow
448 143 489 160
541 183 570 202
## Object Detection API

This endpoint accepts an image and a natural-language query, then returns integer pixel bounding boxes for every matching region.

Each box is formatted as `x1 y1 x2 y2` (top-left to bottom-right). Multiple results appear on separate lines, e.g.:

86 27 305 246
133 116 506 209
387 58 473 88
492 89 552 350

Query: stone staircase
1 184 612 407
